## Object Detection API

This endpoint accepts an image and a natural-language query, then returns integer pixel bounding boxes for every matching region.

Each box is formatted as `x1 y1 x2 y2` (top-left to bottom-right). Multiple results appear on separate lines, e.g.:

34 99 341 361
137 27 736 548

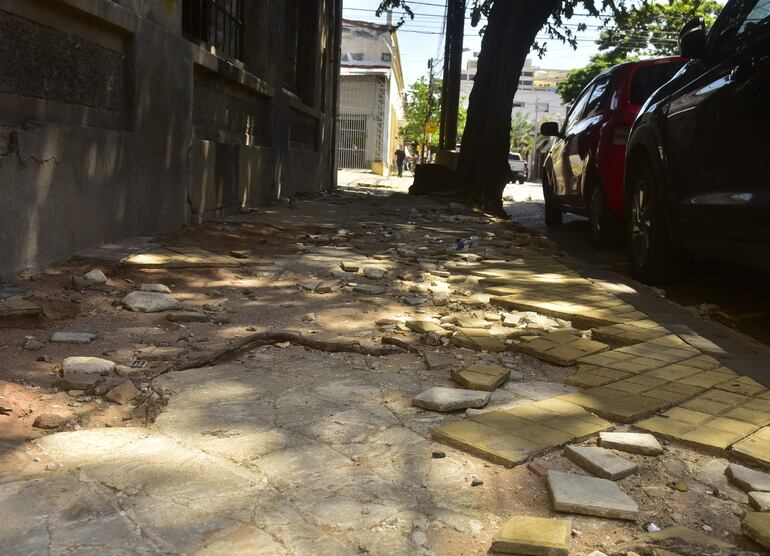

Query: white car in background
508 152 528 184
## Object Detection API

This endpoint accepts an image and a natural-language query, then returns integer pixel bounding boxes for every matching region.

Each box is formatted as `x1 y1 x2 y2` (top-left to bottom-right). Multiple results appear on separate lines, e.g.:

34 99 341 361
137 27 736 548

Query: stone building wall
0 0 341 278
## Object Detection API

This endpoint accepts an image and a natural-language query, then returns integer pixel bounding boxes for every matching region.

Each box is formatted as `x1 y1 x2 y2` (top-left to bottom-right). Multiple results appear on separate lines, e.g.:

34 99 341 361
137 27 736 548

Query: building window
352 53 364 61
283 0 319 105
182 0 244 60
381 53 392 62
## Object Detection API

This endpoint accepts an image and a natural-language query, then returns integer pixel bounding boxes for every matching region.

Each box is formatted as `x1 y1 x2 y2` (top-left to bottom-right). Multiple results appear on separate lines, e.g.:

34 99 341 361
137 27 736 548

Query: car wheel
518 178 526 184
589 186 621 247
627 159 682 284
543 176 563 227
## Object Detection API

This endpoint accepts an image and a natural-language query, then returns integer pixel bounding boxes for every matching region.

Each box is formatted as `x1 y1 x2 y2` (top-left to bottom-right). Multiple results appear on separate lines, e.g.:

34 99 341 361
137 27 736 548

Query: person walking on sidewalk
394 147 406 178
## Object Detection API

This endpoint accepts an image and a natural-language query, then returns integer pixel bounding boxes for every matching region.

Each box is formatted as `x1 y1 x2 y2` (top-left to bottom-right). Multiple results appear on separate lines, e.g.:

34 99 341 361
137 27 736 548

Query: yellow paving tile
516 332 608 366
451 362 510 391
732 427 770 469
431 420 538 468
715 376 768 397
592 320 671 346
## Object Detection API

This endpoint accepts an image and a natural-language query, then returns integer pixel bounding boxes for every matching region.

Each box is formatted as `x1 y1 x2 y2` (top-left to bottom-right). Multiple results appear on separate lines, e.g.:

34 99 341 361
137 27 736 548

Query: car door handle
730 62 757 83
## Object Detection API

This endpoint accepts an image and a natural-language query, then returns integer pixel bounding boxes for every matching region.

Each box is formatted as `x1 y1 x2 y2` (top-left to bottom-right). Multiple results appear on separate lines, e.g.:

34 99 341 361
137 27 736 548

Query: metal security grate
182 0 244 60
336 75 388 170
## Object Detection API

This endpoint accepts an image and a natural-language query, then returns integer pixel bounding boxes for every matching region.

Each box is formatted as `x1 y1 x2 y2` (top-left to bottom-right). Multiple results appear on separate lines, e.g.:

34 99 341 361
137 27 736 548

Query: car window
583 75 611 118
509 153 521 161
564 83 594 133
711 0 770 51
628 61 687 105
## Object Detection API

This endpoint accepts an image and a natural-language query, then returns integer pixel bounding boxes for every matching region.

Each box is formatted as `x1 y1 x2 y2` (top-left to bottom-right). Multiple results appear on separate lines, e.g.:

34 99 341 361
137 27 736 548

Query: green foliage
558 0 722 104
400 77 467 145
400 77 440 145
509 113 533 154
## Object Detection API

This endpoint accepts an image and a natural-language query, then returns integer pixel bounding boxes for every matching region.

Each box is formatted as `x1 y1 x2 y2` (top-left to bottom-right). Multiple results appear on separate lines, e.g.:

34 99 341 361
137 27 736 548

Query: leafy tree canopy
557 0 722 104
400 77 467 145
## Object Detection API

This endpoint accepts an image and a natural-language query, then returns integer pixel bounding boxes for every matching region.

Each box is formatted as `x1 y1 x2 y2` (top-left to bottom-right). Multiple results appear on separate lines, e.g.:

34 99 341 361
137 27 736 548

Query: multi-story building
0 0 342 278
337 19 404 175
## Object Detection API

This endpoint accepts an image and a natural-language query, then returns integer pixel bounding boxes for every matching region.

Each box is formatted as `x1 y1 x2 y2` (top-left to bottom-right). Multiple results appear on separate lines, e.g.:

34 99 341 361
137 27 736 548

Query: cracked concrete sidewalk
1 177 769 555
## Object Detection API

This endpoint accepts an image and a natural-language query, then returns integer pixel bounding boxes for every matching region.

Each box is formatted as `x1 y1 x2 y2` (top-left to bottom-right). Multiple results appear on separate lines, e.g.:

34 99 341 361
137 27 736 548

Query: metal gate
336 75 386 170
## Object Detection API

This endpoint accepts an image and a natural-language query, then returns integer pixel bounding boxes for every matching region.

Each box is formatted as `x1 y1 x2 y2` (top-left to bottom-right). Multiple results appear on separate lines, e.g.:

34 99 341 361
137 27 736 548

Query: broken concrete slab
451 362 510 392
599 432 663 456
0 297 43 317
491 515 571 556
412 387 490 412
32 414 71 430
637 526 734 551
547 470 638 520
451 328 507 352
405 320 449 336
122 291 182 313
564 445 638 481
140 283 171 294
422 351 457 371
135 346 188 361
401 295 428 306
298 281 322 292
63 357 116 375
516 332 608 366
51 332 97 344
363 267 386 280
105 380 140 405
454 318 492 329
315 280 344 294
340 262 360 273
354 284 386 295
750 492 770 511
742 512 770 549
725 463 770 493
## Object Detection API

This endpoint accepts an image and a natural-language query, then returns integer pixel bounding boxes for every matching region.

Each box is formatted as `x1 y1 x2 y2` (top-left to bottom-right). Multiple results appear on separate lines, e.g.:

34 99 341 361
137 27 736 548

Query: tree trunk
456 0 559 215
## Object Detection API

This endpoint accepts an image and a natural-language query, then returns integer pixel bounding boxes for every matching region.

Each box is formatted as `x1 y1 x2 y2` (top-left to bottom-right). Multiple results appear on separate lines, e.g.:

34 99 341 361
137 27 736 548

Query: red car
539 57 687 245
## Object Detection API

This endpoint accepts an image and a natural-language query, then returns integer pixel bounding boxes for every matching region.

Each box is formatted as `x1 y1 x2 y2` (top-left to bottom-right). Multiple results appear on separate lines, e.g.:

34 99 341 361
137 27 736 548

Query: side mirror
540 121 562 138
679 17 707 59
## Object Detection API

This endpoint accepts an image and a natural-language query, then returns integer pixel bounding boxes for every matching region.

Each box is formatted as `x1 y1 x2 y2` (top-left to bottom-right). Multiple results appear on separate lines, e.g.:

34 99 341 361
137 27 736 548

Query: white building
459 53 568 124
337 19 405 175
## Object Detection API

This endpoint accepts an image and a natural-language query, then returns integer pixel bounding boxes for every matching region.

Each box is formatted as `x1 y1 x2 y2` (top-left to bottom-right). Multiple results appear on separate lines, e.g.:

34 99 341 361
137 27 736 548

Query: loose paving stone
452 328 507 352
405 320 449 336
166 311 209 323
432 399 611 467
750 492 770 511
32 414 70 429
637 526 734 551
316 280 344 294
591 320 670 346
412 387 490 412
546 470 639 520
451 362 510 391
104 380 140 405
732 426 770 469
564 445 638 480
140 283 171 293
63 356 116 375
84 269 108 284
491 515 572 556
0 286 29 300
0 296 43 317
517 332 608 366
340 261 360 272
599 432 663 455
363 267 386 280
527 458 569 477
298 281 322 292
401 295 428 306
23 339 45 351
454 317 492 329
354 284 386 295
122 291 182 312
742 512 770 549
422 351 457 371
725 463 770 492
51 332 97 344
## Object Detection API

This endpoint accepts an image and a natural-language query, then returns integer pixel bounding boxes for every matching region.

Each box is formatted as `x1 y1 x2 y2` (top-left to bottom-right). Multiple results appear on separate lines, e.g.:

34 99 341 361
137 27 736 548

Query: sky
342 0 608 86
342 0 728 87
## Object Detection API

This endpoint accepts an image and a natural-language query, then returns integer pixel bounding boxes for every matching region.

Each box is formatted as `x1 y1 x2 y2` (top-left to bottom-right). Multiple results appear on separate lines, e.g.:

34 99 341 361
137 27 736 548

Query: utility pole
424 57 435 164
439 0 466 150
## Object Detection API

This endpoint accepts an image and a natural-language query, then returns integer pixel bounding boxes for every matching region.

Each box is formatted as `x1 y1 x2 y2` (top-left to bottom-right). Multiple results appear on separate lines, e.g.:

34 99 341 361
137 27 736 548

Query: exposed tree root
154 331 415 377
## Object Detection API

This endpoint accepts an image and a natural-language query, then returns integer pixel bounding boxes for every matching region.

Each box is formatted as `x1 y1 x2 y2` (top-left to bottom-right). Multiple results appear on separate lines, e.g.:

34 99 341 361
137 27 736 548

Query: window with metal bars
283 0 302 92
283 0 319 105
182 0 244 60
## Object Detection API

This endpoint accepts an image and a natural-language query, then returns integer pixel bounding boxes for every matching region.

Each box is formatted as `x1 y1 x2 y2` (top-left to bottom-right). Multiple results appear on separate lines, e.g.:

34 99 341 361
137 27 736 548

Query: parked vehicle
539 57 687 245
625 0 770 283
508 152 528 184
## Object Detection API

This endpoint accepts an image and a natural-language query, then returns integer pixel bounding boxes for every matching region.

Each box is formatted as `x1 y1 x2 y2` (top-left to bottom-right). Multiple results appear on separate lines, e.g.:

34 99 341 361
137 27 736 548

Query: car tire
543 176 563 227
589 186 622 247
627 158 686 284
518 178 526 184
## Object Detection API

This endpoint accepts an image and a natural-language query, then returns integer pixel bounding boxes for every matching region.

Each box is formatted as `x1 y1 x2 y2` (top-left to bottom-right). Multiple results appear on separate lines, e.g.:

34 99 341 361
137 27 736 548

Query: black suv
625 0 770 283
